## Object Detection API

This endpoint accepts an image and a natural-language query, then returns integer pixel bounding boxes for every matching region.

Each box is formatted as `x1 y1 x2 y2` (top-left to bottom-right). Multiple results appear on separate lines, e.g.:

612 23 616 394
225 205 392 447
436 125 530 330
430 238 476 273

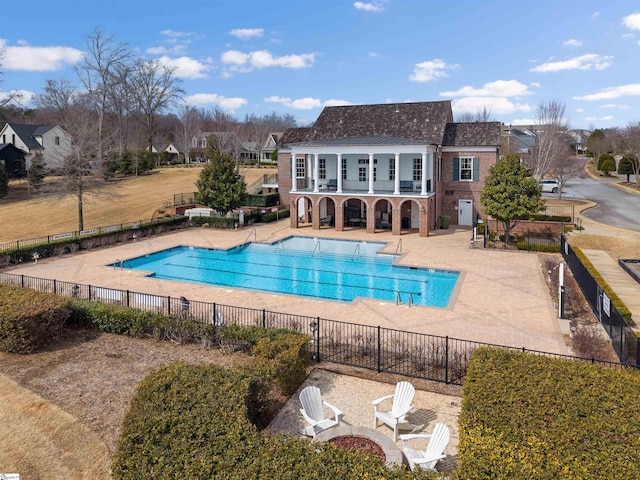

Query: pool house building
277 101 501 237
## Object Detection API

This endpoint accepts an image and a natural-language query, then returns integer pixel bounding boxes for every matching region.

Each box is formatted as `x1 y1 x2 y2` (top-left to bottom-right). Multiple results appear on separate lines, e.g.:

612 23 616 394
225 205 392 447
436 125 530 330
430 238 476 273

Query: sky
1 0 639 130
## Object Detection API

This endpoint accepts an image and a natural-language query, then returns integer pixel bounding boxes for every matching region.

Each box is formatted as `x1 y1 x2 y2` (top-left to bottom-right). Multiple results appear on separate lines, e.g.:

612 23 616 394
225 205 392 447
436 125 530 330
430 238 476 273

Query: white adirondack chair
299 386 343 438
400 423 450 472
372 381 415 441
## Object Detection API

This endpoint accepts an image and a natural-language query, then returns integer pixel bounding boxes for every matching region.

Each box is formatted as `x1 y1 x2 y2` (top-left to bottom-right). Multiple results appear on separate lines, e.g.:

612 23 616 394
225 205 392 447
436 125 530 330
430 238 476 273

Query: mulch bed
329 436 385 462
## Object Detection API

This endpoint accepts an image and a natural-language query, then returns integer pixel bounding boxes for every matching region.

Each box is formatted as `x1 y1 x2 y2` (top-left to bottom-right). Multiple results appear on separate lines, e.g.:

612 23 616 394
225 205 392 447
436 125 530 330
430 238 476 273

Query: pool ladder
394 239 402 258
351 244 360 260
312 240 321 256
241 227 257 247
395 291 413 307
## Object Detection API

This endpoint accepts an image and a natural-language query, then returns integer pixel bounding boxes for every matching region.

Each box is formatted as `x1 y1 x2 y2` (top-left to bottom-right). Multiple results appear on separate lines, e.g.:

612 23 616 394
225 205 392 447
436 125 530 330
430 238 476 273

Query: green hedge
458 348 640 479
69 300 164 336
189 215 237 228
572 246 633 323
112 361 428 480
245 193 280 207
0 285 72 353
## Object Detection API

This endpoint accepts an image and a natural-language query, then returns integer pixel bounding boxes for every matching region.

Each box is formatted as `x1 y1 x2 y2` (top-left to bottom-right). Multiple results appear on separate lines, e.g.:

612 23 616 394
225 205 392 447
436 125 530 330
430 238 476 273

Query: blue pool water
119 236 459 307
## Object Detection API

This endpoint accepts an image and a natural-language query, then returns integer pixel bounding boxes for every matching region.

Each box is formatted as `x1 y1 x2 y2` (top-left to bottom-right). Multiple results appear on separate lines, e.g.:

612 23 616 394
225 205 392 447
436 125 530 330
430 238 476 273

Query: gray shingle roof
442 122 501 146
7 123 53 151
278 127 313 146
286 135 430 147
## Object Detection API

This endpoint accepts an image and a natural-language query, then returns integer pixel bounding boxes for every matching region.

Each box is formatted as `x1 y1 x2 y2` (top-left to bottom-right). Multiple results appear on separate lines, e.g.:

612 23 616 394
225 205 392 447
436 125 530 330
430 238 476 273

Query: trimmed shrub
245 193 280 207
0 285 72 353
458 347 640 479
112 361 419 480
252 332 309 395
572 246 633 323
597 153 615 171
69 300 162 336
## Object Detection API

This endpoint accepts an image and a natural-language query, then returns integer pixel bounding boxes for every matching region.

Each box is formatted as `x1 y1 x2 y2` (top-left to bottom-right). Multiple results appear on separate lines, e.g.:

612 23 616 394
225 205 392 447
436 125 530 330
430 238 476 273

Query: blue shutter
453 157 460 181
472 157 480 182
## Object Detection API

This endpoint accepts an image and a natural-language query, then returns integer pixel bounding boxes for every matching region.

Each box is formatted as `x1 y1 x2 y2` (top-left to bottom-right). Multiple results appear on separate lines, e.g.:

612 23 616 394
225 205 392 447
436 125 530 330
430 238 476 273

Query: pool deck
4 221 568 354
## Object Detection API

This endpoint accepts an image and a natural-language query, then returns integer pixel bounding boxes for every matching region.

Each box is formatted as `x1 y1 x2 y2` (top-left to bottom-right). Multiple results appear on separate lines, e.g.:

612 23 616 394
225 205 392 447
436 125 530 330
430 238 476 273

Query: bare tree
0 49 23 108
35 79 77 128
620 121 640 187
456 107 494 123
75 28 131 170
176 104 201 163
128 59 184 155
550 152 583 199
528 99 570 179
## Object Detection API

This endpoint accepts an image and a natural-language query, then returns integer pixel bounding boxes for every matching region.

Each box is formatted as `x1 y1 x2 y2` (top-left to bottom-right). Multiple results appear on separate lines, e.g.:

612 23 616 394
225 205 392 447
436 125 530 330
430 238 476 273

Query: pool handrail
352 244 360 261
395 239 402 257
312 240 321 256
241 227 257 248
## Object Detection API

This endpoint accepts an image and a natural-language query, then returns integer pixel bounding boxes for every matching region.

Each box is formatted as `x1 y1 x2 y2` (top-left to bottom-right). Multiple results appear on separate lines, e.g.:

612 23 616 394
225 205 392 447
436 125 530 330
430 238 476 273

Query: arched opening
399 199 420 234
296 196 314 228
373 199 392 232
319 197 336 228
342 198 367 230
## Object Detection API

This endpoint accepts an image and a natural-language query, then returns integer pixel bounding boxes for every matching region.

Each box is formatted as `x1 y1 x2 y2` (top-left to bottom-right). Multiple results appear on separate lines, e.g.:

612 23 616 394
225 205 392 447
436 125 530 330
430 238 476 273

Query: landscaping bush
112 361 423 480
69 300 162 336
597 153 615 171
245 193 280 207
458 347 640 480
0 285 72 353
189 215 236 229
252 332 309 395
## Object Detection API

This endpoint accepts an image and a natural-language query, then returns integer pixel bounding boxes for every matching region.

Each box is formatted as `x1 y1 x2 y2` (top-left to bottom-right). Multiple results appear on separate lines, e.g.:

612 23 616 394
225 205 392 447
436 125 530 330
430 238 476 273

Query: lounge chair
400 423 450 472
299 386 343 438
372 381 415 441
380 212 390 229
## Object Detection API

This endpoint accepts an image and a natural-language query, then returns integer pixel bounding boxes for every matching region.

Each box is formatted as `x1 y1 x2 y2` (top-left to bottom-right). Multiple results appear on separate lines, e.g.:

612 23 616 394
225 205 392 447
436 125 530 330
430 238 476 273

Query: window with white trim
358 167 367 182
341 158 347 180
412 158 422 181
296 157 305 178
389 158 395 181
319 158 326 179
460 157 473 181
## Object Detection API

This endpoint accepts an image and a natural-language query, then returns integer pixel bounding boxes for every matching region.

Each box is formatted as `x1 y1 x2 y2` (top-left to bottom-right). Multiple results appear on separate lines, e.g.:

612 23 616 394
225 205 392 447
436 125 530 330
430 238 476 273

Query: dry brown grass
0 166 275 243
568 234 640 260
0 372 111 479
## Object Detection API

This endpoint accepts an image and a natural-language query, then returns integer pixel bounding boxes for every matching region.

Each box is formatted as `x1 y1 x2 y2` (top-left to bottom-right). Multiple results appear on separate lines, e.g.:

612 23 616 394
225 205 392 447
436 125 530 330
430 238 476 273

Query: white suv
538 179 559 194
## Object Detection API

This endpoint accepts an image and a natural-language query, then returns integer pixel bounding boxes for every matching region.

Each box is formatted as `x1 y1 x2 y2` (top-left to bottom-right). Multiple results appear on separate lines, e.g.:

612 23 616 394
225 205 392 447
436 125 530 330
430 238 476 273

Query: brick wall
277 153 293 206
440 151 497 224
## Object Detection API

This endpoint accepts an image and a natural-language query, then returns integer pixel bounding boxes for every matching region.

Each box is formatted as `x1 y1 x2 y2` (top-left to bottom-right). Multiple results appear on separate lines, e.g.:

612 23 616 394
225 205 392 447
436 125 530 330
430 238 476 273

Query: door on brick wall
458 199 473 226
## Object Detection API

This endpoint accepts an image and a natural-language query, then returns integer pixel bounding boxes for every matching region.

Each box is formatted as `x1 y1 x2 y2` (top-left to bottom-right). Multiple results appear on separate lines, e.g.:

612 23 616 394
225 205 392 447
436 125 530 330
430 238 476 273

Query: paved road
559 160 640 232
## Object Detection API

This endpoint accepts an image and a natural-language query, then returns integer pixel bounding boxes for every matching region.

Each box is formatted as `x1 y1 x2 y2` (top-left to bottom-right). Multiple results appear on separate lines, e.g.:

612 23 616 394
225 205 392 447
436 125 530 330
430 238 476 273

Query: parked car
538 179 559 194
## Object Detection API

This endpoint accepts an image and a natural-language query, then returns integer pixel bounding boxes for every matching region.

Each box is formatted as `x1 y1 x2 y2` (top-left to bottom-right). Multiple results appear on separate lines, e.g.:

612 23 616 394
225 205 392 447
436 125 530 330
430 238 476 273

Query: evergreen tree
480 153 545 247
28 151 47 193
618 155 638 183
196 135 246 214
0 161 8 198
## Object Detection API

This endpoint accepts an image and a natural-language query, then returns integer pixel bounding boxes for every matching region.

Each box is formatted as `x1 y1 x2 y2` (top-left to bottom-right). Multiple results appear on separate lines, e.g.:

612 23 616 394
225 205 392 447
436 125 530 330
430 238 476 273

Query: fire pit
313 426 404 467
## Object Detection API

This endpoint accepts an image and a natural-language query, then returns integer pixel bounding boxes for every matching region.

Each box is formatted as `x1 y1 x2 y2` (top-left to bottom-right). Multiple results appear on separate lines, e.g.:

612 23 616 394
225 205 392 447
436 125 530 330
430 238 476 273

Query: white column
394 153 400 195
291 152 297 192
313 153 320 193
337 153 343 193
368 153 374 194
421 152 427 195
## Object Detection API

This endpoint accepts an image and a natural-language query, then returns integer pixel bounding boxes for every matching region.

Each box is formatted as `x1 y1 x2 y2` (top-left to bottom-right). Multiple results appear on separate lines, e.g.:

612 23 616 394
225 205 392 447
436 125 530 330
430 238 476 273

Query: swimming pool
119 236 459 307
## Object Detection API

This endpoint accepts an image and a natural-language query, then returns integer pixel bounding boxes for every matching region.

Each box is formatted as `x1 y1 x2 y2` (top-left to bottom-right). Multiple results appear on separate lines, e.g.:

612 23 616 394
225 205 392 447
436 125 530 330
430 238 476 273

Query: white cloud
573 83 640 101
601 115 614 121
353 1 385 12
585 116 597 121
576 108 584 113
530 53 612 73
368 52 379 58
530 82 541 88
229 28 264 40
623 13 640 30
183 93 247 110
510 118 537 125
452 97 532 115
221 49 315 74
147 45 187 56
0 89 35 106
601 103 630 109
265 95 351 110
585 115 614 122
592 11 600 19
0 40 84 71
441 79 533 98
157 56 211 79
563 39 583 47
410 59 459 82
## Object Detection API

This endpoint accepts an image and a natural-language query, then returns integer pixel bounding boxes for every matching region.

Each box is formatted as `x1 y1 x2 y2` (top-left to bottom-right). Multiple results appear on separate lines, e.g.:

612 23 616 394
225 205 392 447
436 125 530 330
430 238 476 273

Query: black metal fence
0 217 183 254
0 271 628 385
561 236 638 366
174 192 197 206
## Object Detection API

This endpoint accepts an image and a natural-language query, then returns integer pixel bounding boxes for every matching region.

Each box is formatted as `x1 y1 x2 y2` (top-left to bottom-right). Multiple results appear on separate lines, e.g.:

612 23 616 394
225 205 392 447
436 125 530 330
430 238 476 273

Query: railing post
21 275 24 287
377 325 381 373
53 279 57 294
167 296 171 315
636 337 640 368
126 290 130 307
316 317 321 362
262 309 266 328
445 336 449 384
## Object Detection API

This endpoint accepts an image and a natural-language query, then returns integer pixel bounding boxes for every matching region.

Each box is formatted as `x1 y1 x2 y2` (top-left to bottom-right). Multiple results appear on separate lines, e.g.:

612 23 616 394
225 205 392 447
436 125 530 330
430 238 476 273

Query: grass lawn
0 166 275 243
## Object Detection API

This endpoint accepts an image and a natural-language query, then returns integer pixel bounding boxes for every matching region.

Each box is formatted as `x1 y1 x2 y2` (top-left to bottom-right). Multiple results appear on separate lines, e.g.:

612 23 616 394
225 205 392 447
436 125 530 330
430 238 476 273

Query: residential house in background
190 131 243 161
0 123 72 172
501 125 537 154
0 143 27 178
568 129 591 155
277 101 500 237
261 132 283 163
